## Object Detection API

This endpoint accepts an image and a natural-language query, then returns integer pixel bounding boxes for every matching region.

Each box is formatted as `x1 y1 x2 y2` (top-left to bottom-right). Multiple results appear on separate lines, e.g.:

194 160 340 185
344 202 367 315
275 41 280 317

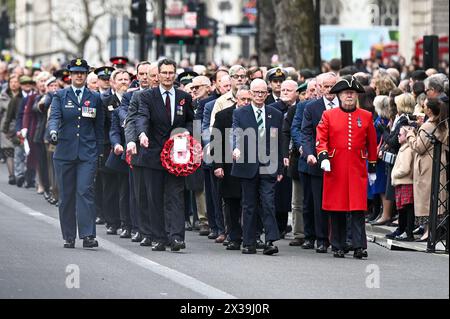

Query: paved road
0 164 448 301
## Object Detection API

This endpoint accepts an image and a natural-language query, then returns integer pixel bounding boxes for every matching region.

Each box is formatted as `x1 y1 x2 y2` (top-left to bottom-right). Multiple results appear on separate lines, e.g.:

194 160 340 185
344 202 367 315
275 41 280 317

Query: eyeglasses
191 85 206 90
252 90 268 96
231 75 248 80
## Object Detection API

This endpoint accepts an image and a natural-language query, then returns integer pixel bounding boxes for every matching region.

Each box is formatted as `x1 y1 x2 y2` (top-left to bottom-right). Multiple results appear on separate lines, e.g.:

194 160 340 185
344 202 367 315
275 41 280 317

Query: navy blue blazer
135 88 194 170
48 87 104 162
300 98 326 176
231 105 283 179
291 100 313 174
106 108 128 173
195 92 220 123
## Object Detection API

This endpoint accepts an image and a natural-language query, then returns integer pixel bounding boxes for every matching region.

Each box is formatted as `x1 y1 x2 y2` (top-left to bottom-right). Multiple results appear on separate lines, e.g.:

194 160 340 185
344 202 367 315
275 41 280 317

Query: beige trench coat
407 121 448 217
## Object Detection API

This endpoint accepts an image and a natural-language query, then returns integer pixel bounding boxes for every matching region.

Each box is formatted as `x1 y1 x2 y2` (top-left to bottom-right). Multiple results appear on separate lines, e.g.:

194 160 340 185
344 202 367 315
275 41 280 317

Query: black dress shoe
152 242 166 252
48 197 58 205
106 226 118 235
132 232 143 243
95 217 105 225
263 242 279 256
64 240 75 249
8 176 16 185
289 238 305 247
242 246 257 254
353 248 367 259
120 229 132 239
140 237 153 247
301 239 315 250
256 239 266 250
226 242 241 251
316 244 328 254
16 176 25 188
171 240 186 252
334 250 345 258
43 192 51 200
207 232 218 240
83 237 98 248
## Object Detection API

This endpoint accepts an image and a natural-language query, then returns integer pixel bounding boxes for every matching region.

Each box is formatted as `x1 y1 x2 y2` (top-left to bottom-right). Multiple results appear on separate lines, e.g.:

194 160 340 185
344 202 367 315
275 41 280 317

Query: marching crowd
0 53 448 258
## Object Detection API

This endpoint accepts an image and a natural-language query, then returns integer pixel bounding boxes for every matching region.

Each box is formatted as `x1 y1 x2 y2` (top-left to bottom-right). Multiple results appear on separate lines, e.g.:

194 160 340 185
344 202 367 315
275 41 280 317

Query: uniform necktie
165 91 171 122
256 109 265 138
76 89 82 104
328 101 335 109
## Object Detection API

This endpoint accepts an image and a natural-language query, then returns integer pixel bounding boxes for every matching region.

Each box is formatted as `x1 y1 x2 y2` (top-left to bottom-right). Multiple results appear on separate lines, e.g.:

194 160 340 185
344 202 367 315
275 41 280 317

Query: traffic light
130 0 147 34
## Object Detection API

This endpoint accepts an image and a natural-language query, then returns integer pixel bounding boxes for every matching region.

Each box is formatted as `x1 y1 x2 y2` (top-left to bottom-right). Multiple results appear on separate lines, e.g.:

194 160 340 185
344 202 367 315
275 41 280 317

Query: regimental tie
75 90 82 104
165 91 171 121
256 109 265 138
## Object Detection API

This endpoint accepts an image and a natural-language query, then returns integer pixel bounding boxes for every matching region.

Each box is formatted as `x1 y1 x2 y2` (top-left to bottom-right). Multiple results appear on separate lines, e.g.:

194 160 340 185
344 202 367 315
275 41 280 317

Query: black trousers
143 168 185 244
95 173 104 220
241 175 280 247
128 169 141 233
133 166 149 237
118 172 131 229
311 175 329 246
101 170 121 228
36 143 50 192
398 204 415 237
224 198 242 243
329 212 367 251
300 173 315 240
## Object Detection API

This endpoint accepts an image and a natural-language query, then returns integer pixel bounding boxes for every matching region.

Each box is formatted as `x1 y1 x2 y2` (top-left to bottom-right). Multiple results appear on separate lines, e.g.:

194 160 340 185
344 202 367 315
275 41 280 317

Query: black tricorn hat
330 75 365 94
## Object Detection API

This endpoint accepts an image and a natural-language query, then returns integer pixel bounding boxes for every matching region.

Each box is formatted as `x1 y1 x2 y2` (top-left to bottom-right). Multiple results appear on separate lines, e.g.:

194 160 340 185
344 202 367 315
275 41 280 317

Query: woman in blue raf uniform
48 58 104 249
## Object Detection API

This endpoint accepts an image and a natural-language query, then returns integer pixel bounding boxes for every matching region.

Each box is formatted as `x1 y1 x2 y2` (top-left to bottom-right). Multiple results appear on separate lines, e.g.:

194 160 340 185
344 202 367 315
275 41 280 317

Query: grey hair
229 65 247 77
425 73 448 94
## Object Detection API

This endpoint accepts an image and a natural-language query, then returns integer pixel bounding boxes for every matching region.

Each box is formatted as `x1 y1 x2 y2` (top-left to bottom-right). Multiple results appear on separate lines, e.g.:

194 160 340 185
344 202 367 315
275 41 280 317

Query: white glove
369 173 377 186
20 128 28 138
321 159 331 172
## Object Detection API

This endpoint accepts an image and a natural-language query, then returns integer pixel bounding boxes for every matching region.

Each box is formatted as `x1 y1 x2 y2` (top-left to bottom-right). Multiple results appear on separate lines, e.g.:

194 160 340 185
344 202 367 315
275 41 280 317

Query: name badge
108 105 115 112
82 107 97 119
176 105 184 116
65 101 74 108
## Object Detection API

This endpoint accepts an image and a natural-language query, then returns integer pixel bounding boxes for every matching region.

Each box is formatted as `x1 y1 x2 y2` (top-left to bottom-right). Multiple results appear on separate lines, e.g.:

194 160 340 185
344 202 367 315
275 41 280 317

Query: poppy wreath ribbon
161 133 203 177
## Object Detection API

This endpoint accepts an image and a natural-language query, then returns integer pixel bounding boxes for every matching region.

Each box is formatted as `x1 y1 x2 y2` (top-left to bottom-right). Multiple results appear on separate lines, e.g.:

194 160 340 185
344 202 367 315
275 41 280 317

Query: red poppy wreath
161 133 203 177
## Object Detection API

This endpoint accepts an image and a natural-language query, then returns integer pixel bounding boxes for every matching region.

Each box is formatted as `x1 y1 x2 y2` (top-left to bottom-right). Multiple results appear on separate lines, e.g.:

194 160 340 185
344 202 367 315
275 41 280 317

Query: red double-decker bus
415 36 449 66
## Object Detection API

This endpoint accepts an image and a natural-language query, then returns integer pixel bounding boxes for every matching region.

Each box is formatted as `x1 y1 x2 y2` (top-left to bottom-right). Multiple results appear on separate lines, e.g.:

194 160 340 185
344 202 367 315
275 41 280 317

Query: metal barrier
427 132 449 254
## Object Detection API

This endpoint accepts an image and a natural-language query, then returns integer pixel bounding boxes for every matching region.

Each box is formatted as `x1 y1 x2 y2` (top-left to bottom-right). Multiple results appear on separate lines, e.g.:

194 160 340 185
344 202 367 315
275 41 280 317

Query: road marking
0 191 237 299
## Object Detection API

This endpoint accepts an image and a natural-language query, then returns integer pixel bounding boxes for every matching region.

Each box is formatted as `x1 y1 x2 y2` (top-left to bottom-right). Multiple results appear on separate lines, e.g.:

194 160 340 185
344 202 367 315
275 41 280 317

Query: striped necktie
256 109 265 138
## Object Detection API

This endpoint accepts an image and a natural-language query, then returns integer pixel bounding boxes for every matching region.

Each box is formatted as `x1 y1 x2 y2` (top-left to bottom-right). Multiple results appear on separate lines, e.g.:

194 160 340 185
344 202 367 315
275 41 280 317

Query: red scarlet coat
316 107 377 212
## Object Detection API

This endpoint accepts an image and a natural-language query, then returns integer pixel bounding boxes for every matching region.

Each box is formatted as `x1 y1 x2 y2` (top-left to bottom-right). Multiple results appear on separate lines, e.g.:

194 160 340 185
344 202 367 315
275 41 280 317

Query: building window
370 0 399 26
321 0 341 25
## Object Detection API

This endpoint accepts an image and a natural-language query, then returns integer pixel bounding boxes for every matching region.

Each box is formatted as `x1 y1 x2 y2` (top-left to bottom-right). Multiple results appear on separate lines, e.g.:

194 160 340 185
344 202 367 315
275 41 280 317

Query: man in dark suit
290 80 318 248
212 86 252 251
231 79 283 256
137 59 195 252
119 62 152 244
48 58 104 249
98 70 130 236
268 80 300 238
300 72 338 254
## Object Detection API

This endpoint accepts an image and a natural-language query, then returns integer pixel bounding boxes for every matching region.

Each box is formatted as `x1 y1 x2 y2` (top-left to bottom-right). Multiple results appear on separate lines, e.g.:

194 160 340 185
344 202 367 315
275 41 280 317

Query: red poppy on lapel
84 101 91 107
179 99 186 106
